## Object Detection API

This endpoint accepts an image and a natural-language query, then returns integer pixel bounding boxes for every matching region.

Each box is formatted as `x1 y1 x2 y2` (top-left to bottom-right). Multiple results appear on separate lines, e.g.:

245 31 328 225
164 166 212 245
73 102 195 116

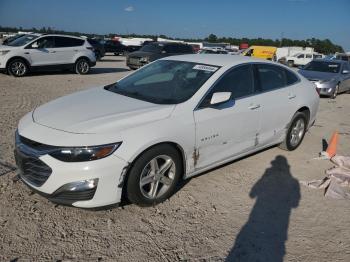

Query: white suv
0 34 96 76
285 52 324 67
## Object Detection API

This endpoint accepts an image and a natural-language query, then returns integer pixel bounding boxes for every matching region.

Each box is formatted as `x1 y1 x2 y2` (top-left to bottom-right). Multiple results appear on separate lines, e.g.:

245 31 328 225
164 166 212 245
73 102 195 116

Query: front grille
15 133 53 187
16 151 52 187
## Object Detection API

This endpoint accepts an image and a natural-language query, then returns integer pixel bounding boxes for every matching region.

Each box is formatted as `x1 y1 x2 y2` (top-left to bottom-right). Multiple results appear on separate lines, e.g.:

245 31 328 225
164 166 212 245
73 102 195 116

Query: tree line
0 25 344 54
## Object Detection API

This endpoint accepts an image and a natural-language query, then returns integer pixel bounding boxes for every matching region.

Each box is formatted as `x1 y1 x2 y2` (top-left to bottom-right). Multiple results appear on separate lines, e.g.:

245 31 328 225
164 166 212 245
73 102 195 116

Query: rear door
193 64 261 169
255 63 300 146
27 36 56 66
54 36 84 64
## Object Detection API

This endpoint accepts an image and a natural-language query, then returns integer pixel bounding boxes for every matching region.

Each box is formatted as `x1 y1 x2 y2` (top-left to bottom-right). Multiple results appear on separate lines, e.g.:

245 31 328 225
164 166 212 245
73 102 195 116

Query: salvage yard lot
1 56 350 261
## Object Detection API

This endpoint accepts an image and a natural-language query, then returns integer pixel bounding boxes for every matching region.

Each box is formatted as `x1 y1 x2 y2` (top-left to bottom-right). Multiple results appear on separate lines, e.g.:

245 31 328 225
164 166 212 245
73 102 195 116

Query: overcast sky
0 0 349 51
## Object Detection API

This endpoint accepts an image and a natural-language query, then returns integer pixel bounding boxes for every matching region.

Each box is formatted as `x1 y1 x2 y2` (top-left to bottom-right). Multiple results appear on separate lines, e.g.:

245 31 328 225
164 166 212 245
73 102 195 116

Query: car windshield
303 61 341 73
106 60 219 104
7 34 39 46
140 43 162 53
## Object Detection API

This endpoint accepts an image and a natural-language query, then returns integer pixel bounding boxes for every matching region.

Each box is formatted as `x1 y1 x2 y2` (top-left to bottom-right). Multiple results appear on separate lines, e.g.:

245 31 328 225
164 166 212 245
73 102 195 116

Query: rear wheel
126 144 182 206
279 112 307 151
287 60 294 67
75 58 90 75
7 59 28 77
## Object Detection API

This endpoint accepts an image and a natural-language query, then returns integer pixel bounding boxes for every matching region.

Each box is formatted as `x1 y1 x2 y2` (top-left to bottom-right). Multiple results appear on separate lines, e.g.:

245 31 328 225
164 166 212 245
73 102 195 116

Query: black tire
279 112 307 151
7 58 28 77
95 51 101 61
126 144 183 206
75 58 90 75
331 84 339 99
287 60 294 67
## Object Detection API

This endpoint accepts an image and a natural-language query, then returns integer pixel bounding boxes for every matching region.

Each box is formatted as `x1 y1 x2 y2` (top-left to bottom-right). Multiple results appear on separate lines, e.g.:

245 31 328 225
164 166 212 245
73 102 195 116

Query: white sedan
15 55 319 208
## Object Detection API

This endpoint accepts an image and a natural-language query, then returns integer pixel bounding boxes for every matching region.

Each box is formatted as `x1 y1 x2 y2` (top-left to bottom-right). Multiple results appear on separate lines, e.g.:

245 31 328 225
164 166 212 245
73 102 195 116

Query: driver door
26 36 57 66
193 64 261 170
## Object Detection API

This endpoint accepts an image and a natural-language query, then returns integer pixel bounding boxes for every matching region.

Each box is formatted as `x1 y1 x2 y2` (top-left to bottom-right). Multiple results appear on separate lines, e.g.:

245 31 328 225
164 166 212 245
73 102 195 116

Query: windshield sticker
193 65 218 72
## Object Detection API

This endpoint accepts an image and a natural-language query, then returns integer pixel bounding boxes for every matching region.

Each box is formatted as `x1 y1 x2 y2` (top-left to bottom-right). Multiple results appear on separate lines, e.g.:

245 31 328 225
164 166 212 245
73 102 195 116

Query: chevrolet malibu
15 55 319 208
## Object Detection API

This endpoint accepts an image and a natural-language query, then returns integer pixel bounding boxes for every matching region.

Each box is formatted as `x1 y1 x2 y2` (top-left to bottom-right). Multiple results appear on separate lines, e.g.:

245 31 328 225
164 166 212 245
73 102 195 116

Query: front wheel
279 112 307 151
75 58 90 75
126 144 182 206
331 85 339 99
7 59 28 77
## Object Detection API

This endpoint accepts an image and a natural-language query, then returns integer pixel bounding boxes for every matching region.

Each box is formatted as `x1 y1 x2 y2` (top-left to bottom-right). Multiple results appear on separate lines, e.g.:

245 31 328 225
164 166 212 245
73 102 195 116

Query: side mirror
210 92 232 105
31 42 38 48
161 50 167 54
342 70 349 74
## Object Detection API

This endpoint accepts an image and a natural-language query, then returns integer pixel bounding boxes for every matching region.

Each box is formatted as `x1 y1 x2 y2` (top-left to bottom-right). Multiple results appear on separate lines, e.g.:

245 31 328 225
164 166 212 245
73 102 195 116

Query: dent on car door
255 64 299 146
193 64 261 170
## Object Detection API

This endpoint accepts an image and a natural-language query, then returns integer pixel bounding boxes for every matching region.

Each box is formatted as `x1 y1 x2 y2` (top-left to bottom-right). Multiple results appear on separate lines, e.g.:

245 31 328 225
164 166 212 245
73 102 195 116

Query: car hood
32 86 175 134
0 44 19 50
298 70 338 81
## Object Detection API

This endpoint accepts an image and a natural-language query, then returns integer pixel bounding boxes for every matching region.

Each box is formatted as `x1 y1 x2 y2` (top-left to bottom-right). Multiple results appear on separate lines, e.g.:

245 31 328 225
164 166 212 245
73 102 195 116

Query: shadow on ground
226 155 300 262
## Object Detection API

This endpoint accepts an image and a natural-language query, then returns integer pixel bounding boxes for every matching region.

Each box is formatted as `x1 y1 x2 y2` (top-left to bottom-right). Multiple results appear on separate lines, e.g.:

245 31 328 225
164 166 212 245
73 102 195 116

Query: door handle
49 51 56 53
288 94 296 99
24 52 29 55
248 104 261 110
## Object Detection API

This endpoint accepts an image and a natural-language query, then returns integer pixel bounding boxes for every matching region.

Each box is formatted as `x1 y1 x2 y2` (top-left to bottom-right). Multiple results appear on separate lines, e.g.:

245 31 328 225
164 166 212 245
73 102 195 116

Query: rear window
140 43 162 53
55 37 84 47
285 69 299 85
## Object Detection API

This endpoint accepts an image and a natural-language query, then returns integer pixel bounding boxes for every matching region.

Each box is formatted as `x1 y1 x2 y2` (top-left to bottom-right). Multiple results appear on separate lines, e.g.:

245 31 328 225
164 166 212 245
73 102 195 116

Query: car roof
161 54 275 67
316 58 348 64
40 34 85 40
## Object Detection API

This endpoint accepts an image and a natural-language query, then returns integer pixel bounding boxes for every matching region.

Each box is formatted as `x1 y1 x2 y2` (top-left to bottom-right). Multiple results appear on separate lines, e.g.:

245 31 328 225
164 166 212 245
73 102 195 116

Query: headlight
140 57 149 62
0 50 10 56
49 143 121 162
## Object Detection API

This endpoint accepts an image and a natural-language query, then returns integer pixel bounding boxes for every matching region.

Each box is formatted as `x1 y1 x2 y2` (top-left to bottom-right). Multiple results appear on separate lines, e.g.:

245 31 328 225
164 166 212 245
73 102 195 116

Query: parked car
284 52 324 67
0 34 96 77
103 40 140 56
241 46 277 60
299 60 350 98
87 38 105 61
325 53 350 62
275 47 314 62
126 42 194 69
15 55 319 208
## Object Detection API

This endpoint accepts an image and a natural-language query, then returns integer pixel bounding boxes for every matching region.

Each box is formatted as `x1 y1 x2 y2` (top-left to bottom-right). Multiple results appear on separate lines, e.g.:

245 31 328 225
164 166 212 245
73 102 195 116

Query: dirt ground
1 56 350 262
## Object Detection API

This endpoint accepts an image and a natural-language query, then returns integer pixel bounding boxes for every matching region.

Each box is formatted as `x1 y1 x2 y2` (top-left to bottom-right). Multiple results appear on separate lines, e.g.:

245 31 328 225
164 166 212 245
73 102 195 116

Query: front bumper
313 81 336 97
126 57 148 69
15 137 128 208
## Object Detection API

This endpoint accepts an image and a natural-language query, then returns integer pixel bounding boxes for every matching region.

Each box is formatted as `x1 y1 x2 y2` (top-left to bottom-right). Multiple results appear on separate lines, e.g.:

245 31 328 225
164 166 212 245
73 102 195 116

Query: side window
306 54 312 59
297 54 305 58
343 63 349 71
256 64 287 91
31 36 55 49
55 37 84 48
314 54 322 59
199 64 255 107
284 69 299 85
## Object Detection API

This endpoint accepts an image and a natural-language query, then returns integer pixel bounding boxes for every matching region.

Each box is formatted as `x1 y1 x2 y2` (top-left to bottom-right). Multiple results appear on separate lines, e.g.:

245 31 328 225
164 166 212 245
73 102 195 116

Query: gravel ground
1 56 350 261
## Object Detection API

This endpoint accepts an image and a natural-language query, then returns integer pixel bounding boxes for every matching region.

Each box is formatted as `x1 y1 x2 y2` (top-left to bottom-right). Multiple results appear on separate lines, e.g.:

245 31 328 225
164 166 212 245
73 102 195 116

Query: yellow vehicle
241 46 277 60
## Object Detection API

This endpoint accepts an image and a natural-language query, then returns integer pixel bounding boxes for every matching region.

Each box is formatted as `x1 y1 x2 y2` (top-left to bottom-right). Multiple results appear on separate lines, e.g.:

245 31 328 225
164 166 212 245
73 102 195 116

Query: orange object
326 131 339 158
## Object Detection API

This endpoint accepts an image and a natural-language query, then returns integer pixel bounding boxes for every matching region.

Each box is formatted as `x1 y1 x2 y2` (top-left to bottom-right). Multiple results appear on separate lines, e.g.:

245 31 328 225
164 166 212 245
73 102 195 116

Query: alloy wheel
139 155 176 199
11 61 27 76
289 119 305 147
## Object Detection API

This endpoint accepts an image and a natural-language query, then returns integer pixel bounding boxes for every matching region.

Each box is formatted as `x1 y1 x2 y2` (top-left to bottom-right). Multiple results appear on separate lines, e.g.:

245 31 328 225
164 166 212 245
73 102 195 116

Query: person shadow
226 155 300 262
